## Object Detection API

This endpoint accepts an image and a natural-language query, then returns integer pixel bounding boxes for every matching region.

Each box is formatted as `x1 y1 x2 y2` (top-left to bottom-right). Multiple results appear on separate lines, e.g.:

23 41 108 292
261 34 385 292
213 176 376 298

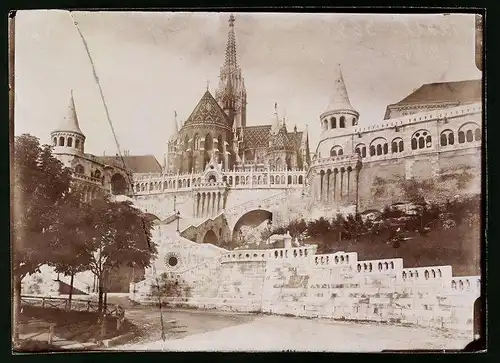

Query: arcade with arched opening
111 173 128 195
232 209 273 246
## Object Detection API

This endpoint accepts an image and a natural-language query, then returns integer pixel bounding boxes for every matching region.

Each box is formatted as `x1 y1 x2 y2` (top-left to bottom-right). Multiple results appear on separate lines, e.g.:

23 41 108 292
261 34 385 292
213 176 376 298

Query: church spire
224 14 238 72
215 14 247 129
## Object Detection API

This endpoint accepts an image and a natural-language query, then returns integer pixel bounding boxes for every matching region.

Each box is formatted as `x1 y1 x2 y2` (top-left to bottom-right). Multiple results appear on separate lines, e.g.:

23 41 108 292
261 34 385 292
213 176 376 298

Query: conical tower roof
54 90 84 136
324 64 356 113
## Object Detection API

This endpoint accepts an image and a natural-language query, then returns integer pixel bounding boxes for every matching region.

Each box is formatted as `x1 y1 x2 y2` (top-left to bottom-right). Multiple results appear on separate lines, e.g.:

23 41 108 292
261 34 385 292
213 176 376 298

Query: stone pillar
201 193 206 217
212 192 216 216
320 171 324 202
326 170 331 203
217 192 221 213
206 193 211 217
346 169 351 202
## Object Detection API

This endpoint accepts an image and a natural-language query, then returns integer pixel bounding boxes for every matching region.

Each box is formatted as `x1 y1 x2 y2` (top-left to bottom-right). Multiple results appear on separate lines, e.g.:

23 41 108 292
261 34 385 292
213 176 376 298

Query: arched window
458 122 480 144
67 137 73 147
475 128 481 141
59 136 65 146
323 119 328 130
352 117 358 126
466 130 473 142
339 116 345 128
441 129 455 147
411 130 432 150
94 169 101 178
194 134 201 150
75 139 80 149
355 144 367 158
52 137 57 146
330 117 336 129
74 164 84 174
391 138 404 153
330 145 343 157
370 138 388 156
424 270 430 280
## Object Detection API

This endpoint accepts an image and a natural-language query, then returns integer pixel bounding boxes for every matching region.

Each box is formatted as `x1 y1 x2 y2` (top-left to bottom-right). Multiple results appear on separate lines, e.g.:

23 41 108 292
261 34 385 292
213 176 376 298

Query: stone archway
203 229 218 245
111 173 128 195
232 209 273 246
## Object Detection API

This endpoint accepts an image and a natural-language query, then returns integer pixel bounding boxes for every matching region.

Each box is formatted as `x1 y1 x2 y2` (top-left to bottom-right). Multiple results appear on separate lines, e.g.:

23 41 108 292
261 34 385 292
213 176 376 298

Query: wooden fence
20 295 125 319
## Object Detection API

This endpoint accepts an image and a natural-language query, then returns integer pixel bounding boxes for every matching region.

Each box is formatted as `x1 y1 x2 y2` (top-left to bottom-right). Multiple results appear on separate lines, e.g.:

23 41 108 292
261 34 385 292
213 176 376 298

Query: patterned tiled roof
184 90 230 128
97 155 162 173
242 125 271 148
392 79 482 106
242 125 303 151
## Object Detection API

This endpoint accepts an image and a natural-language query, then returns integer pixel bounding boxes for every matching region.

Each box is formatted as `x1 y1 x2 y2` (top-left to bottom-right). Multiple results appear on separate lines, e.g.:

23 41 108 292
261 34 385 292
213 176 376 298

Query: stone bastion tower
308 65 362 213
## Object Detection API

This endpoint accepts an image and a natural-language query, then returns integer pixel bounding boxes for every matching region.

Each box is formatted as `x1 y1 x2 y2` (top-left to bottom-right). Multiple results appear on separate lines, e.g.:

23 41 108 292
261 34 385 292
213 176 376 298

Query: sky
14 11 481 162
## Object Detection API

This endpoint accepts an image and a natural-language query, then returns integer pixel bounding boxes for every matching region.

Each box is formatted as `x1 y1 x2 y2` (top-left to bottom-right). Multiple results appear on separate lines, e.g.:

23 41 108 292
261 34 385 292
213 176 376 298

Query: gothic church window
194 134 201 150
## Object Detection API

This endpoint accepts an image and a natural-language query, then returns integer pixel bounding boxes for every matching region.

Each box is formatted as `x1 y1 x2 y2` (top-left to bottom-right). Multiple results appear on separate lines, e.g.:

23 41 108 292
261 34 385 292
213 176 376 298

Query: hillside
305 218 481 276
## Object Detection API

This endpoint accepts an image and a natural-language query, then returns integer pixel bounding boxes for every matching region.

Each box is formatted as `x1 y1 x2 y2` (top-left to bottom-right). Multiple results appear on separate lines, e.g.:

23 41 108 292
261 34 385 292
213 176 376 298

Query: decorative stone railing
72 173 103 185
313 252 358 267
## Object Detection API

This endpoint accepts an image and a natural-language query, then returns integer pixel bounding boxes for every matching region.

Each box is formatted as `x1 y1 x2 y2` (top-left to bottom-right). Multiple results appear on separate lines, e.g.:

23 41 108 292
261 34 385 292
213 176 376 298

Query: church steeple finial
174 110 179 133
224 14 238 71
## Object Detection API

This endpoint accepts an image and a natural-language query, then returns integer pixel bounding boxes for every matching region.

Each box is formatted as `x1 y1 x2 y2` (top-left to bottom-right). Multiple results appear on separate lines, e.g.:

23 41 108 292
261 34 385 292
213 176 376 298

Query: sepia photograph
11 10 484 352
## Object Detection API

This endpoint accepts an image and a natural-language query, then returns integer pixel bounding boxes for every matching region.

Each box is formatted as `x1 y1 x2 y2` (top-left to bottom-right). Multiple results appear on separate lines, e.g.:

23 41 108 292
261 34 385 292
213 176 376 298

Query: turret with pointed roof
319 64 360 134
215 14 247 130
51 90 86 155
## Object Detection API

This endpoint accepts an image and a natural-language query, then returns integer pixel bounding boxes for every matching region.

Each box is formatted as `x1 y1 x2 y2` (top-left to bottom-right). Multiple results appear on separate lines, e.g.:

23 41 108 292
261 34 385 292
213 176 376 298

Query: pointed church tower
51 90 86 156
215 14 247 130
319 64 359 134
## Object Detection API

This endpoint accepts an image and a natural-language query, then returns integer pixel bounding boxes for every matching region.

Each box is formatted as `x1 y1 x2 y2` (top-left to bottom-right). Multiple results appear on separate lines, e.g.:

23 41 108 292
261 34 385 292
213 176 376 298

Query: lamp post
176 210 180 232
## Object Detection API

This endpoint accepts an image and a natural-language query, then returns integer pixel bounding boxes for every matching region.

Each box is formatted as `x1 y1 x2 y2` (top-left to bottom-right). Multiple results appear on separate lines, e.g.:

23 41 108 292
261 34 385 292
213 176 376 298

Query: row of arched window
322 116 358 131
440 127 481 147
349 123 481 159
53 136 82 149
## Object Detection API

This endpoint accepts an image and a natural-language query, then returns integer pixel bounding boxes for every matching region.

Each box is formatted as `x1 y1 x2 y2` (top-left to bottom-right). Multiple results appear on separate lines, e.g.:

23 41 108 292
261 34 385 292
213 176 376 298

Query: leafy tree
84 197 158 313
287 218 307 238
48 189 94 309
12 134 73 339
306 217 332 252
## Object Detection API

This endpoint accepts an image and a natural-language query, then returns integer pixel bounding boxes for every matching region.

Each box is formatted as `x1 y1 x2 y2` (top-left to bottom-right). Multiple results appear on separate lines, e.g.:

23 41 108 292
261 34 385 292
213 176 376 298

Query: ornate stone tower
215 14 247 131
51 90 86 161
311 65 362 211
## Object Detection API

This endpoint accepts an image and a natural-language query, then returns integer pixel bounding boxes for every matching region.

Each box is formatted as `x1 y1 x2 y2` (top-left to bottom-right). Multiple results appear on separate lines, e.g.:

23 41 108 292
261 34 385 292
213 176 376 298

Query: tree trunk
12 274 22 343
98 275 104 314
68 273 74 311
